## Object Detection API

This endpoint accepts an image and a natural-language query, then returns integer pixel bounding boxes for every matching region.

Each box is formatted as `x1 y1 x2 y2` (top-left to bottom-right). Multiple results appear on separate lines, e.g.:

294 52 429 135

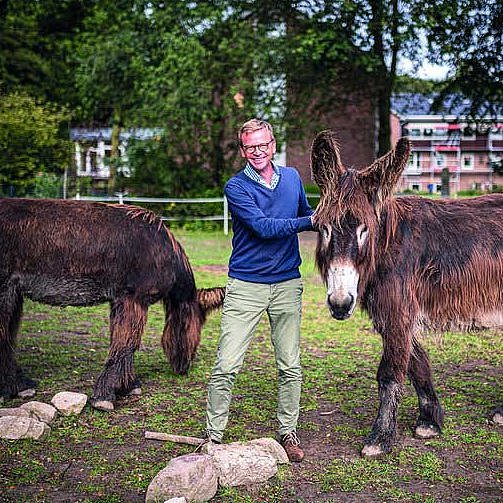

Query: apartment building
391 94 503 193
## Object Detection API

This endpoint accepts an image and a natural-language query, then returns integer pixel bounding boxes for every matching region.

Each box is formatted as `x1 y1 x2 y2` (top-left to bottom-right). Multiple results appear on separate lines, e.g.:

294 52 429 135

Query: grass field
0 229 502 502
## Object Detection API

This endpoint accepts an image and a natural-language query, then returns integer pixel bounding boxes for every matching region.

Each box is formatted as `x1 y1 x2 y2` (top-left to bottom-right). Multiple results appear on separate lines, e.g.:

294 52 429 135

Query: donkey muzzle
326 265 359 320
327 292 356 320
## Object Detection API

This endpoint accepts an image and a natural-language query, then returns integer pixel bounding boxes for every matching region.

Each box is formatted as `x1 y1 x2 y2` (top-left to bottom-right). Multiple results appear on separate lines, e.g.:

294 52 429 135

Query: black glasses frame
241 139 274 154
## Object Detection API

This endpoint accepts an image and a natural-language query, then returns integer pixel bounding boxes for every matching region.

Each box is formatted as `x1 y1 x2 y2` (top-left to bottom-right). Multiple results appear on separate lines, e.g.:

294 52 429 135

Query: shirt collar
244 162 280 189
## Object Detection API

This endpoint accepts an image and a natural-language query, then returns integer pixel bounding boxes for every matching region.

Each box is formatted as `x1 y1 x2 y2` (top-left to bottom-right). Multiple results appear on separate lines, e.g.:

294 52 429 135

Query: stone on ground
0 408 30 418
203 441 278 487
51 392 87 415
0 416 50 440
249 437 290 464
20 401 58 424
145 454 217 503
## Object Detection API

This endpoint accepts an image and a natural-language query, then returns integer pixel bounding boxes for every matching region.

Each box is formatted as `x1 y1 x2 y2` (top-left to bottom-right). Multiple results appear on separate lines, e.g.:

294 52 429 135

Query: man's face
239 128 276 172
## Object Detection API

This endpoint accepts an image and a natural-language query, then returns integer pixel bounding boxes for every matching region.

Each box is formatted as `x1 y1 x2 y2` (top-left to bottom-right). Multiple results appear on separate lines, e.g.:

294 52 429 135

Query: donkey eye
356 224 368 248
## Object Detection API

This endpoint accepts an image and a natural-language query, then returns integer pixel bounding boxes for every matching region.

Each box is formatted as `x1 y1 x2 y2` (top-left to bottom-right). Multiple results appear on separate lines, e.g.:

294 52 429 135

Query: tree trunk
376 77 392 156
109 108 121 195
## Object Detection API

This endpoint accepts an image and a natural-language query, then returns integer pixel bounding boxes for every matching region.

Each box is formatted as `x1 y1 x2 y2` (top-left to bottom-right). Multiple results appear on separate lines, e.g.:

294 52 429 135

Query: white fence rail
74 193 320 235
75 193 230 234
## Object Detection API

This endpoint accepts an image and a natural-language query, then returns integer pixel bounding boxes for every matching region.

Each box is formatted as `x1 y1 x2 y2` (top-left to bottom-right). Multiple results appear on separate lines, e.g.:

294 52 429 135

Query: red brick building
391 94 503 193
285 91 377 184
287 92 503 194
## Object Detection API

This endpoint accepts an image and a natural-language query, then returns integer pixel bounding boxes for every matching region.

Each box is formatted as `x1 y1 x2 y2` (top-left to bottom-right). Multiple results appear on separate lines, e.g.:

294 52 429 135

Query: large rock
203 441 278 487
20 401 58 424
0 416 50 440
0 408 30 418
145 454 217 503
249 437 290 464
51 392 87 415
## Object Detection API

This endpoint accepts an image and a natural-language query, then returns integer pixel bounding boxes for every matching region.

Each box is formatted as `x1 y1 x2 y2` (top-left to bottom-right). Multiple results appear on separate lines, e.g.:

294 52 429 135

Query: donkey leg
0 288 35 400
91 297 147 411
408 340 443 438
362 333 411 457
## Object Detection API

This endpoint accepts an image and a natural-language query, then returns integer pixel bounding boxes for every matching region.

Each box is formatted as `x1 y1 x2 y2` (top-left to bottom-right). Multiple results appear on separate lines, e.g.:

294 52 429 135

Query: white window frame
435 153 445 167
407 152 421 173
461 154 474 170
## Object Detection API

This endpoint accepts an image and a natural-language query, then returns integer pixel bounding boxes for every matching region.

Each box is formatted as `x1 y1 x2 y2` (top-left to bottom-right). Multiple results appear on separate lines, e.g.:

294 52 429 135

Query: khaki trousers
205 277 303 442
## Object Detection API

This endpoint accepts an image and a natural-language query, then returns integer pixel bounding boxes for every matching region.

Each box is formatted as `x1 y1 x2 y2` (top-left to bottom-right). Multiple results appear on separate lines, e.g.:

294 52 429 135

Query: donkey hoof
415 424 440 439
92 400 114 411
18 388 36 399
128 387 142 396
361 444 385 457
492 411 503 425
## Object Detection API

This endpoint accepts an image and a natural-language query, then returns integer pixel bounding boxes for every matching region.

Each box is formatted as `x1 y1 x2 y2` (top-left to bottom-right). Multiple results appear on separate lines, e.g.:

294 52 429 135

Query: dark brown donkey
0 199 224 411
311 130 503 456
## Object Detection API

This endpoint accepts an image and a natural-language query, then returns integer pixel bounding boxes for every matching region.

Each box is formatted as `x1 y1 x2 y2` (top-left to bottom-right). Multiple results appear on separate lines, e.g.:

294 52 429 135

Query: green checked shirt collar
244 161 280 189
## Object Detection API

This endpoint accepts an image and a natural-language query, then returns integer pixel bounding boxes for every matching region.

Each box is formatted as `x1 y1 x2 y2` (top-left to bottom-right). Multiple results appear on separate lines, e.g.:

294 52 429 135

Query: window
462 154 474 170
407 152 420 173
410 128 421 137
435 153 445 167
410 183 421 191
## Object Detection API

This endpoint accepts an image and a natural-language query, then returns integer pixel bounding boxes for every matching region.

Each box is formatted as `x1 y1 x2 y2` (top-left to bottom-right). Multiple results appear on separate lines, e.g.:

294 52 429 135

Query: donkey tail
197 287 225 315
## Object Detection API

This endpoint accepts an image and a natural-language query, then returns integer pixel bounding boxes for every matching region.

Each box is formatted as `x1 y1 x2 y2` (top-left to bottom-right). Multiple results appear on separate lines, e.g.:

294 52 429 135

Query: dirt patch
194 264 229 274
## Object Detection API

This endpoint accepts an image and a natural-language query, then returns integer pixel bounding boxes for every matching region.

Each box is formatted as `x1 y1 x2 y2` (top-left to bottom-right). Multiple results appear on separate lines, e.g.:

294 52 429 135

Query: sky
400 59 451 81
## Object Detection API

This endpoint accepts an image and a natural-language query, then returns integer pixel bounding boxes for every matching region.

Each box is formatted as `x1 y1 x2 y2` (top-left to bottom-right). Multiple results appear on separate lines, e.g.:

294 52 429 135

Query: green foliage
457 188 485 197
126 136 213 197
395 75 440 94
0 91 70 196
422 0 503 117
30 171 63 198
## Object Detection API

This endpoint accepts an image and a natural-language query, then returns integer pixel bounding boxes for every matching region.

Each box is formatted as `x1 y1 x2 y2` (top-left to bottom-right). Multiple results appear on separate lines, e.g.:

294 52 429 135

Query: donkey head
311 130 410 320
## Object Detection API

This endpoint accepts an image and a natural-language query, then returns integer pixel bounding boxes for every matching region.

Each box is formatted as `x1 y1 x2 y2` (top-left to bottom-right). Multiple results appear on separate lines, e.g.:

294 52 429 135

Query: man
205 118 314 462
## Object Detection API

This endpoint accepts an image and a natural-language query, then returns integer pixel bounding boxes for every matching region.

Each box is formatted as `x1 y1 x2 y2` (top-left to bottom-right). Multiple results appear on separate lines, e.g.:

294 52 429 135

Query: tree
73 1 149 193
224 1 426 154
422 0 503 117
0 91 70 196
0 0 96 108
127 1 277 190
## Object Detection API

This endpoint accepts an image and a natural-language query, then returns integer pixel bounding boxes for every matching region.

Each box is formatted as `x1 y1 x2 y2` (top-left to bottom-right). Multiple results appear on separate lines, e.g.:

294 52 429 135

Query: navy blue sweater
225 166 314 283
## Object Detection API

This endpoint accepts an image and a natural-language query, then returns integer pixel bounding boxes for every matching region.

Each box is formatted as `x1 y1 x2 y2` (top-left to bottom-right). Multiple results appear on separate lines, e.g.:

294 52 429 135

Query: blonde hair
238 119 274 144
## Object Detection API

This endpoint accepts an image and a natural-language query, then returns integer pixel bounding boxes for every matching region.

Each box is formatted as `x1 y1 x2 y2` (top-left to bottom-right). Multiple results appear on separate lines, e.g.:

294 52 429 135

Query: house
70 127 162 179
391 94 503 193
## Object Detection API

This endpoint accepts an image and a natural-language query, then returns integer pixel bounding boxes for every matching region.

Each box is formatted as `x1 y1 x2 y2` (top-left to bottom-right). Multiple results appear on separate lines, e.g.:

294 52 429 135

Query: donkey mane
116 203 194 278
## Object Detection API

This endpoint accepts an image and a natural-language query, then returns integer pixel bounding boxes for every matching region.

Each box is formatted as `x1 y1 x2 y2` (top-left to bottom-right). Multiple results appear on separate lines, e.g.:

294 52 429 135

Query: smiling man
205 118 315 462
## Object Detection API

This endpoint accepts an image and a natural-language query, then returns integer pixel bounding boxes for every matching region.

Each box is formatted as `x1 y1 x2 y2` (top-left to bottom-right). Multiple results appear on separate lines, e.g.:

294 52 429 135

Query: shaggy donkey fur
311 130 503 456
0 199 225 410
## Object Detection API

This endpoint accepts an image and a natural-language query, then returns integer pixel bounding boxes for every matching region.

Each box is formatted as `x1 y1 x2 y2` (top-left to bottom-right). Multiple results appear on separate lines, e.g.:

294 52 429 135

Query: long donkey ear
311 130 346 193
358 137 411 209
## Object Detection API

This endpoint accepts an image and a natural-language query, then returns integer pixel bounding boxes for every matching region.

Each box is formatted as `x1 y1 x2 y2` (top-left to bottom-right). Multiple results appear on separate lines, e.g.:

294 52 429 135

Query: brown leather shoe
280 431 305 462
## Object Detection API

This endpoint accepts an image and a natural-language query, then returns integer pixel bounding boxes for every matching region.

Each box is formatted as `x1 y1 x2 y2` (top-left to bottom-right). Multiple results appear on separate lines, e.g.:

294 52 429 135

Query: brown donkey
311 130 503 456
0 199 224 411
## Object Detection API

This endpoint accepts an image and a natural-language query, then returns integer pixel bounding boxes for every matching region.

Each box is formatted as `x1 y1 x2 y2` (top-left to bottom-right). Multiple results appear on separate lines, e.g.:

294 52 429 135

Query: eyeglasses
241 139 274 154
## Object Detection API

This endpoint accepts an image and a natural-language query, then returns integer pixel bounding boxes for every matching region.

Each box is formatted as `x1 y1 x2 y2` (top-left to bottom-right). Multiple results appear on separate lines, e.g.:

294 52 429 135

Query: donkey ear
311 130 346 192
359 137 411 206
